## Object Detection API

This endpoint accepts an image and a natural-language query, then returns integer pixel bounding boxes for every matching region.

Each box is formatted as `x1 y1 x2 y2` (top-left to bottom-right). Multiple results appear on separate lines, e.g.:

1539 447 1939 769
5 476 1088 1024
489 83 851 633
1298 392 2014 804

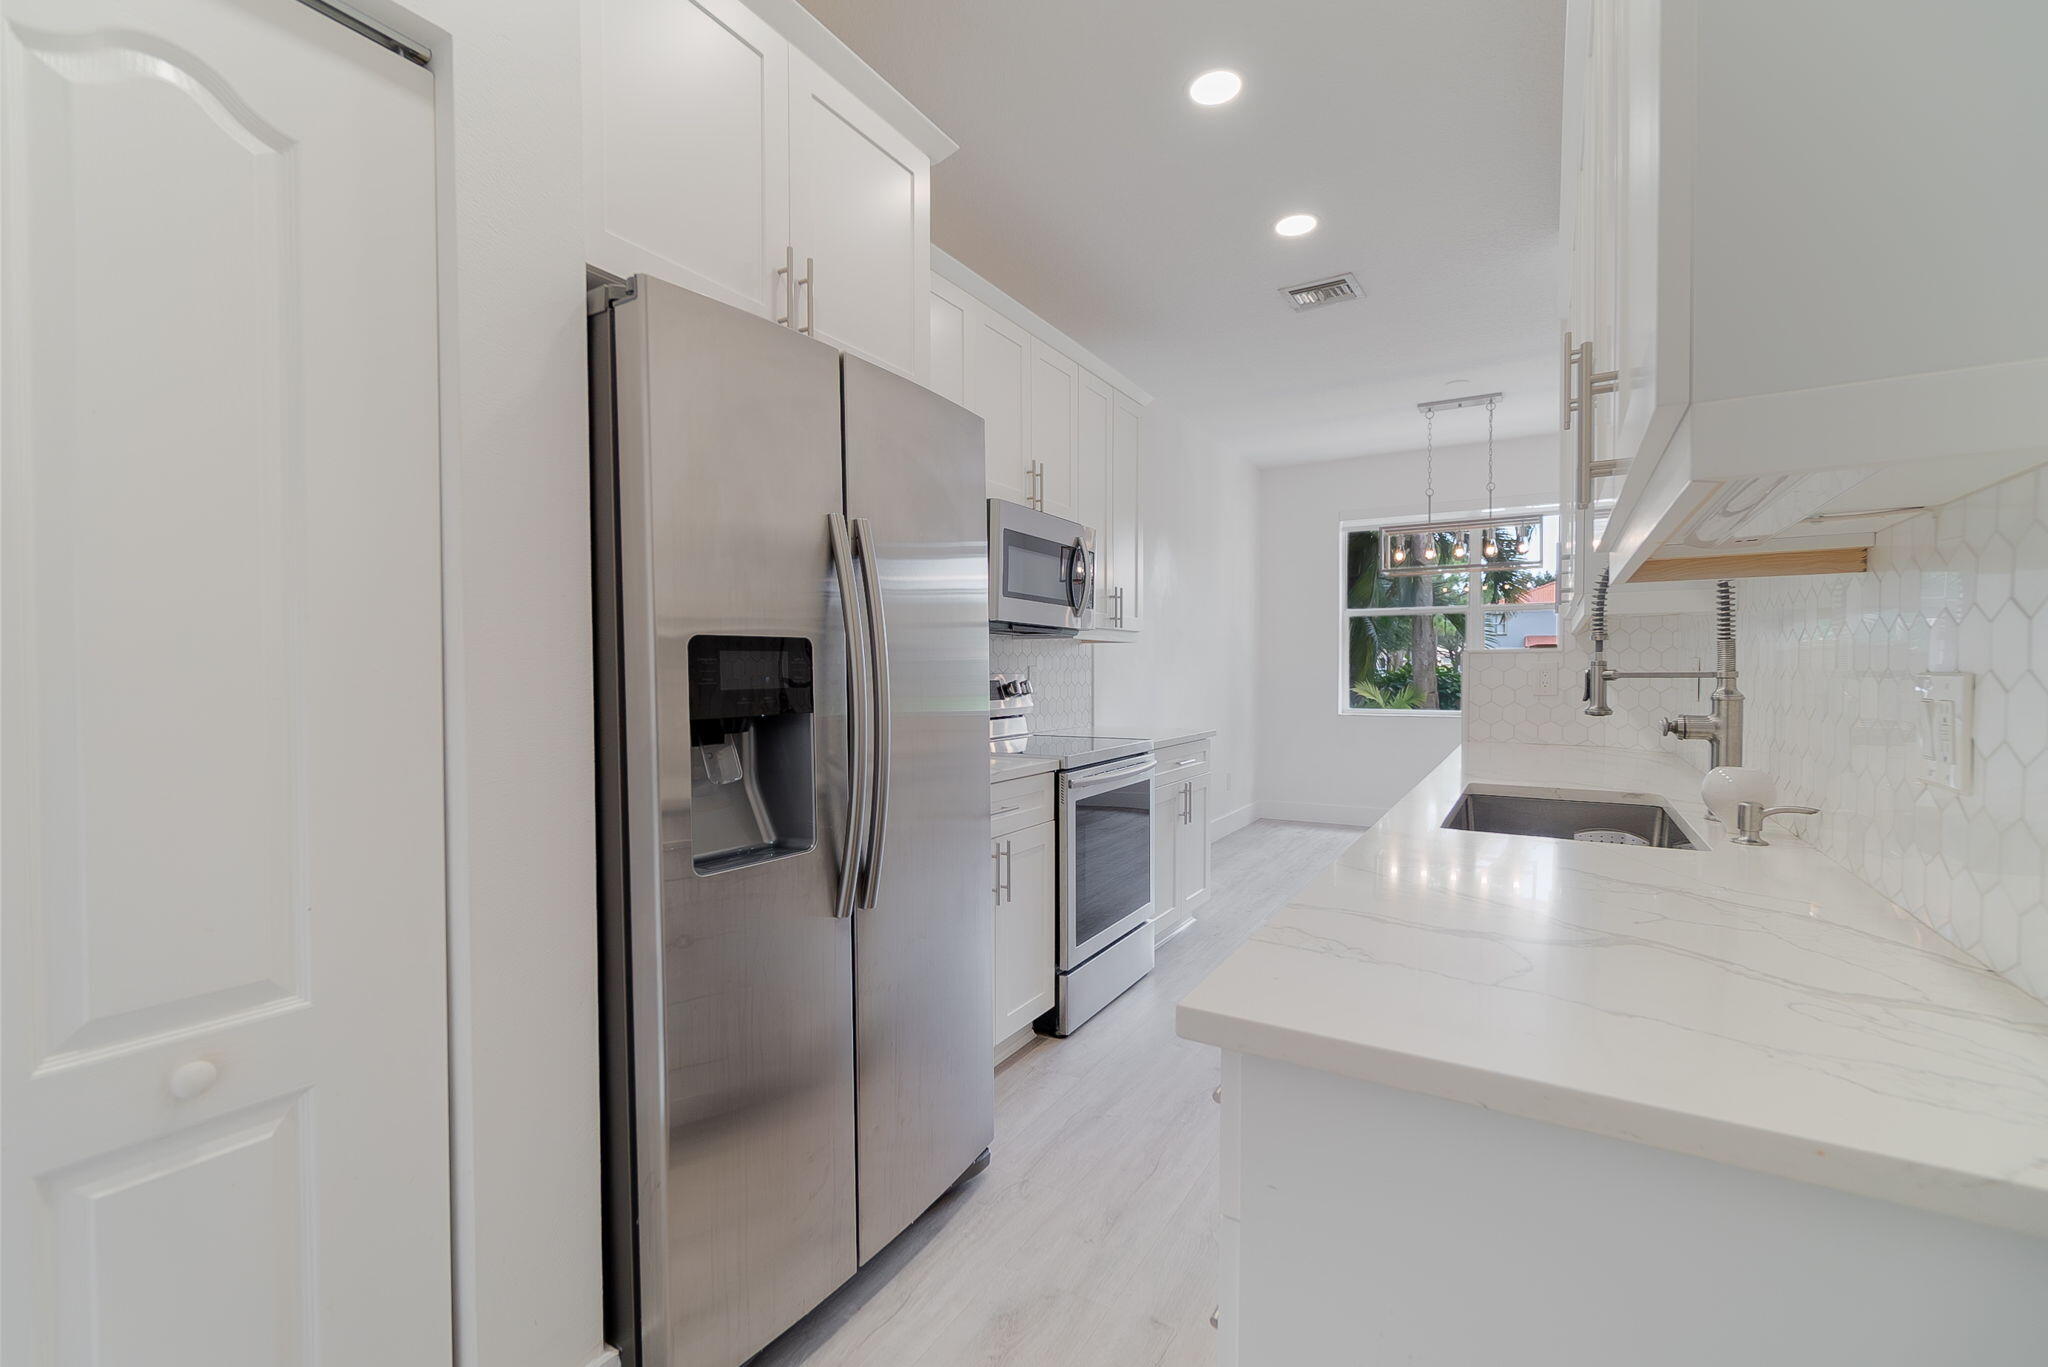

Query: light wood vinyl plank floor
752 819 1366 1367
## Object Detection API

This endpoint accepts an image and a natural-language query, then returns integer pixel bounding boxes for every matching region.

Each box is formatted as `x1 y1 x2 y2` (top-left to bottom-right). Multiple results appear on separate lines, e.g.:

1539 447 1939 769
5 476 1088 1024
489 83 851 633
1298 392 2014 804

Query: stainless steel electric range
990 675 1155 1034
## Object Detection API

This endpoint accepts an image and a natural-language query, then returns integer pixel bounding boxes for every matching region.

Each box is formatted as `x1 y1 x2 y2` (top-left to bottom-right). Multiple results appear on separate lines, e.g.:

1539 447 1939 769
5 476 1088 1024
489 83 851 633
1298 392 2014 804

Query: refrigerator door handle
852 516 893 910
829 514 873 920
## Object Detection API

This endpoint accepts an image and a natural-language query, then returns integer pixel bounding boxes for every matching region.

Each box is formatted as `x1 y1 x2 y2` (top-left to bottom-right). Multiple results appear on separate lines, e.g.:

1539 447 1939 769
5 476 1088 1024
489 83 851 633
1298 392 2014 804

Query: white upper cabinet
584 0 949 380
1027 339 1080 521
928 282 966 405
956 283 1033 505
787 49 930 380
933 250 1152 635
1075 369 1112 534
1104 392 1145 632
583 0 790 318
1561 0 2048 590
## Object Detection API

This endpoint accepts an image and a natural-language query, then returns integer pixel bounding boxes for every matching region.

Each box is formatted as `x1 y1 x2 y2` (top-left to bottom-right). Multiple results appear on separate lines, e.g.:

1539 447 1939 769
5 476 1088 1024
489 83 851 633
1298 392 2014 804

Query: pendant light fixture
1379 391 1545 576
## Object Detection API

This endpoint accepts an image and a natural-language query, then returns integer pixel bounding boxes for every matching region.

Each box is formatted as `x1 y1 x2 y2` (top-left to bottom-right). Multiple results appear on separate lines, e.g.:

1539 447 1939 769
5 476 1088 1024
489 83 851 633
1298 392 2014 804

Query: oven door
988 498 1096 634
1056 756 1156 968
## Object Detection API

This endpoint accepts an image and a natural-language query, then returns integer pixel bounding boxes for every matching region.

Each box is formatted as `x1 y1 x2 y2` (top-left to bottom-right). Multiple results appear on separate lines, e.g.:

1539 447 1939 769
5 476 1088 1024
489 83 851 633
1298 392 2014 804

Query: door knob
167 1058 219 1101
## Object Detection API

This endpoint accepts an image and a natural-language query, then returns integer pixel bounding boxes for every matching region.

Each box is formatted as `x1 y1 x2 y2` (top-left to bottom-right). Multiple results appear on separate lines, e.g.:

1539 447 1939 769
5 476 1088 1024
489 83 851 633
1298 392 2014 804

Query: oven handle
1061 756 1156 798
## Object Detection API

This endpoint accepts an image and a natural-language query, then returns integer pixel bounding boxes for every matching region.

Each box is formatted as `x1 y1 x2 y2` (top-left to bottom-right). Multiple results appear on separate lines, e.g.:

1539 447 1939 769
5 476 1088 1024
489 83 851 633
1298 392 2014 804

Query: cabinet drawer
991 773 1054 837
1153 740 1210 786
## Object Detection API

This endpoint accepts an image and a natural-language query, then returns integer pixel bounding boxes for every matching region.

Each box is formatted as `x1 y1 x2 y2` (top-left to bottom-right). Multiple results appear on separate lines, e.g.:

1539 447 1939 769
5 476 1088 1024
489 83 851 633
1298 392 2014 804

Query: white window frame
1337 509 1561 716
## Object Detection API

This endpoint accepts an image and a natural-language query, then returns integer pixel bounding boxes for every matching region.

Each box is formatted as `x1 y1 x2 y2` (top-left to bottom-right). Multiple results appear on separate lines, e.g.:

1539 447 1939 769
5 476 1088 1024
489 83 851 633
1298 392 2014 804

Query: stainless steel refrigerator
590 274 993 1367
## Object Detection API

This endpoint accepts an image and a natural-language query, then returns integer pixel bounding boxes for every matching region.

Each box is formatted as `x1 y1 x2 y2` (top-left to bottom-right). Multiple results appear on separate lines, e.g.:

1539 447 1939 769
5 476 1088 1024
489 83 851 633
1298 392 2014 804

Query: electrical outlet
1530 661 1560 698
1914 673 1973 792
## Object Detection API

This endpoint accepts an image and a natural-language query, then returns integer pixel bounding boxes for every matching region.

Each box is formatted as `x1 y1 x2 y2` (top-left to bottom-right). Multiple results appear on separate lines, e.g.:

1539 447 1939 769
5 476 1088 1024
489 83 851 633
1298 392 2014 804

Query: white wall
1095 406 1261 835
1255 435 1556 827
347 4 606 1366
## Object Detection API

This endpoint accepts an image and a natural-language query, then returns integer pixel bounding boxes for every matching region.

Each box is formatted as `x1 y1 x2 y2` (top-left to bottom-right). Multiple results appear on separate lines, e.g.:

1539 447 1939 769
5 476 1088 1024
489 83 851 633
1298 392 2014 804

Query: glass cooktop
994 732 1150 769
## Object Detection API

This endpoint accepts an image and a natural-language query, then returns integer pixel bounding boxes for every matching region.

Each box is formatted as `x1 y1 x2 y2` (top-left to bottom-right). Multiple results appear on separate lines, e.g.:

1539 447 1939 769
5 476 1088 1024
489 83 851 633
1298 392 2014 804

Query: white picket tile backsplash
990 635 1093 734
1466 463 2048 1000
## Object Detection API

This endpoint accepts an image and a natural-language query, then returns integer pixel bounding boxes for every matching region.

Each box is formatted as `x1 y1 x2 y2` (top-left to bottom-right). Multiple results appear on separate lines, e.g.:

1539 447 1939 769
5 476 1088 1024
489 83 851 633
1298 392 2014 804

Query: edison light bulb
1422 542 1437 562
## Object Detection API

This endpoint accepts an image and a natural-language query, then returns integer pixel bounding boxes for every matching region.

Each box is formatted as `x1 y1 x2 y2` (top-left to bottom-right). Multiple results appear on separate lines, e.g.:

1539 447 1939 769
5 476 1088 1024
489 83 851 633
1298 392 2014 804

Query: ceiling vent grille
1281 272 1364 312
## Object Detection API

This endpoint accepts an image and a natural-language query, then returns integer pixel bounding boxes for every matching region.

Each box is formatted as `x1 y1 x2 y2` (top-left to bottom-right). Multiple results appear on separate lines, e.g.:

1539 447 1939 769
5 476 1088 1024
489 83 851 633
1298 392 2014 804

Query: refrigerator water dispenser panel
686 635 815 874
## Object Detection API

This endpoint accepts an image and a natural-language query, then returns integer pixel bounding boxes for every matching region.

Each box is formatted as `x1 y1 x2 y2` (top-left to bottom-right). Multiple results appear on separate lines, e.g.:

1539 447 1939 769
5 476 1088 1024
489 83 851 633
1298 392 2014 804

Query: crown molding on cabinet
743 0 957 164
933 247 1154 407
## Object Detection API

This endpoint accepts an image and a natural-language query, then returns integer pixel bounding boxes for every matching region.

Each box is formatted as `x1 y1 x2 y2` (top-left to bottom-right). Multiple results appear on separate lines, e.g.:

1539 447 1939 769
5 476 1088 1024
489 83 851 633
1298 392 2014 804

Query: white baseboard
1255 800 1382 829
581 1349 621 1367
1210 801 1257 840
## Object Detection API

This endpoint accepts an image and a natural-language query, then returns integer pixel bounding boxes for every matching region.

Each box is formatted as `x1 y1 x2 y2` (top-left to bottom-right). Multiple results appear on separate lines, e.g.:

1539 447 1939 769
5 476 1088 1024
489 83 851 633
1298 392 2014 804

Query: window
1341 514 1559 713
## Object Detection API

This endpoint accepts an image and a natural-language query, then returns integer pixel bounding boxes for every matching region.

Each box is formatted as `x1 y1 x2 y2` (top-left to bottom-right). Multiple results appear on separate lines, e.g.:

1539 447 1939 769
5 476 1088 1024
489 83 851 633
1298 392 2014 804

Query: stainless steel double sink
1442 789 1699 851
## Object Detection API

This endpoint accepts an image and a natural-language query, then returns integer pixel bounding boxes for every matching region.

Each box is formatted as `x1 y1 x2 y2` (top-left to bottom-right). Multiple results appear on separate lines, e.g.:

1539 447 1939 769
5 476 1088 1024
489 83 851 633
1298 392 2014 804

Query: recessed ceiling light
1274 213 1318 237
1188 69 1243 106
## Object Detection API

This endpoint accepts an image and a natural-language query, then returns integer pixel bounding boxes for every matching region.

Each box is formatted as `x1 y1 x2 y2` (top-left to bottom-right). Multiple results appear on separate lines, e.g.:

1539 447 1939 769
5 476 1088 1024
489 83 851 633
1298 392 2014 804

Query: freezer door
841 356 995 1262
595 275 859 1367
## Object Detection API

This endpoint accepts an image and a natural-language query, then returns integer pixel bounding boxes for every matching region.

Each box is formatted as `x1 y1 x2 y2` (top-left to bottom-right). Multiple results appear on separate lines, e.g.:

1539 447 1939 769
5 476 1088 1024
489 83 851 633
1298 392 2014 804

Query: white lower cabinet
990 772 1057 1053
990 822 1055 1049
1150 741 1213 941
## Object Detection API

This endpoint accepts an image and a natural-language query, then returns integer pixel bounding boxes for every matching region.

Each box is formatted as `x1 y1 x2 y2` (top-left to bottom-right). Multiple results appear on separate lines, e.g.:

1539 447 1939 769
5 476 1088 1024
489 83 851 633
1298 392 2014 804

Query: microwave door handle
852 516 892 910
1068 537 1090 613
828 515 873 919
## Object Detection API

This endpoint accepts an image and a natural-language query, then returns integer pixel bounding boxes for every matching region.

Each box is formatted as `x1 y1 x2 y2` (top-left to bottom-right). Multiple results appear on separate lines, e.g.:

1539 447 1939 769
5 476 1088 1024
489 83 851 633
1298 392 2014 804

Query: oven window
1073 778 1151 949
1002 529 1074 606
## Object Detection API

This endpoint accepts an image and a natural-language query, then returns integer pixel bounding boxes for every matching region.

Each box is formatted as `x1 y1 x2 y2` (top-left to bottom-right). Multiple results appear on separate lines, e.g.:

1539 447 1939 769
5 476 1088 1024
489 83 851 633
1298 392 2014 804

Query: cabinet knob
167 1058 219 1101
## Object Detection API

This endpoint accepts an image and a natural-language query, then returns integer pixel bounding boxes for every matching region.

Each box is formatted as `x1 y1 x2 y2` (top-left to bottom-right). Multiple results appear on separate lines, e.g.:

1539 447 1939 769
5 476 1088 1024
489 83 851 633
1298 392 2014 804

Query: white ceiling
799 0 1566 466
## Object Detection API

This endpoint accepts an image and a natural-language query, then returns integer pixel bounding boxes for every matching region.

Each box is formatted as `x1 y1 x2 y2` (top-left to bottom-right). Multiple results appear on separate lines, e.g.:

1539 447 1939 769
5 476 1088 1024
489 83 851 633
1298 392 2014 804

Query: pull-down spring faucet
1584 571 1744 772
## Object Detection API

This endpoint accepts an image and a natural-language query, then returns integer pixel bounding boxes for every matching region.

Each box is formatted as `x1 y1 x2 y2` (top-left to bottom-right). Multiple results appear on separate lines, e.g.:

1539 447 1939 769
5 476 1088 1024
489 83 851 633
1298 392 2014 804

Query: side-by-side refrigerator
590 274 993 1367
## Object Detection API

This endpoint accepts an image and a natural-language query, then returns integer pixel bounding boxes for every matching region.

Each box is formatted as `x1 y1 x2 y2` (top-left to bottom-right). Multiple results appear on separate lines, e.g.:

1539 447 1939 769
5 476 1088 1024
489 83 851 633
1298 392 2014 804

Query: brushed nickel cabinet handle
797 255 815 334
776 245 795 325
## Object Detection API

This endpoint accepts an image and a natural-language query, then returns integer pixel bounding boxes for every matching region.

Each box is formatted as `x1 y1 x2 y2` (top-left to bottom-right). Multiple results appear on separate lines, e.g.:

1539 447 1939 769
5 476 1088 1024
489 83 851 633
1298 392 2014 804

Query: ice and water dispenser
686 635 815 874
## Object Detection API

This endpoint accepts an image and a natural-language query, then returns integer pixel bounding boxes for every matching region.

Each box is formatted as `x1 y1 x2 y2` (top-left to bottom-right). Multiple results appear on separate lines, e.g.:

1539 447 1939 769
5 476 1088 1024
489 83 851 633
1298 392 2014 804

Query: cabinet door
1106 392 1144 631
788 48 931 380
928 277 968 405
992 824 1056 1046
1607 0 1687 480
2 1 450 1359
965 300 1032 504
1150 782 1182 936
583 0 791 319
1176 777 1213 915
1075 369 1112 535
1028 339 1079 519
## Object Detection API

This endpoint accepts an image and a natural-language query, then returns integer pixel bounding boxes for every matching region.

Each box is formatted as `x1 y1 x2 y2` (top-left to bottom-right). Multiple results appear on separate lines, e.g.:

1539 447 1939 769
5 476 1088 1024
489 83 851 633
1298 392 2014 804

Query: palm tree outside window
1341 514 1560 712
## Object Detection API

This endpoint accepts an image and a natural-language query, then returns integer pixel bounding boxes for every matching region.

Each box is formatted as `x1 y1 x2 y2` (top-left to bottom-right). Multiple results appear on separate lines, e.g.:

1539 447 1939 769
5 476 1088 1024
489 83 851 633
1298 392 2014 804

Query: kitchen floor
754 819 1364 1367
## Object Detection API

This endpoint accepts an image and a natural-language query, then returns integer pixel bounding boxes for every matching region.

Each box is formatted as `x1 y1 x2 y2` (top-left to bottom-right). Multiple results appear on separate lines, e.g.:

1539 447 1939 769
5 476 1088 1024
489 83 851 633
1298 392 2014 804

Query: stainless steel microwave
988 498 1096 635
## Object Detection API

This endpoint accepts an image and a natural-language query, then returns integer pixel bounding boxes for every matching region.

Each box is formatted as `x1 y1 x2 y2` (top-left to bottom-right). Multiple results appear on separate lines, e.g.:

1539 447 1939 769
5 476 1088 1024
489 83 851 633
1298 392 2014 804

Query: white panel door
583 0 792 318
928 277 968 405
990 824 1055 1046
1176 777 1214 916
965 300 1032 505
1106 392 1144 631
1 1 449 1363
1027 339 1079 521
1075 369 1111 537
787 48 930 379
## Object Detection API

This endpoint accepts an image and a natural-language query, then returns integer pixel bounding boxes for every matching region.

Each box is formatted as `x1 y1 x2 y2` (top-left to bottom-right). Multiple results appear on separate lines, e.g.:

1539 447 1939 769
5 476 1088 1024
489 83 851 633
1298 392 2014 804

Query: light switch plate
1914 672 1973 792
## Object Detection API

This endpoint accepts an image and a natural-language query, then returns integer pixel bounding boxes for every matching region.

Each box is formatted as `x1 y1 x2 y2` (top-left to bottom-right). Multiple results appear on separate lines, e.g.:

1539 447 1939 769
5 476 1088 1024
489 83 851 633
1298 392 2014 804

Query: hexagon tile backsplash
1467 462 2048 1001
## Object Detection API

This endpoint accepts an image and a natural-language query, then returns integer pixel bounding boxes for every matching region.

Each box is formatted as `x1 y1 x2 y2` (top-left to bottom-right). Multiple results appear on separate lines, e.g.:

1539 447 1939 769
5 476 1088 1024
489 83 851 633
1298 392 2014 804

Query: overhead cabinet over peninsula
930 250 1150 638
1556 0 2048 613
583 0 955 380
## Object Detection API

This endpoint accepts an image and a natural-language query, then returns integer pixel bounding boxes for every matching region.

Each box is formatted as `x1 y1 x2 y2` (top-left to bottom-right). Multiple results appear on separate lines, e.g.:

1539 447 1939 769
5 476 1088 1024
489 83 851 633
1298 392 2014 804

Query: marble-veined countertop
1177 741 2048 1238
990 753 1059 783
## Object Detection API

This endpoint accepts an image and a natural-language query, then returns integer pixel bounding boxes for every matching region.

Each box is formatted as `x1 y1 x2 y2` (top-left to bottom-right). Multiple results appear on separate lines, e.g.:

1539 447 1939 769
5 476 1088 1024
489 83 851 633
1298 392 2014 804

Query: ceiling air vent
1281 272 1364 312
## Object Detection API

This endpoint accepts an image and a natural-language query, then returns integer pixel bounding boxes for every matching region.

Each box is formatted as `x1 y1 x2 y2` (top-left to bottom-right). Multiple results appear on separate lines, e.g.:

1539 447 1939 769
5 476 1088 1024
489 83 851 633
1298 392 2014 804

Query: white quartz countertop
1178 742 2048 1238
990 754 1059 782
1094 725 1216 748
